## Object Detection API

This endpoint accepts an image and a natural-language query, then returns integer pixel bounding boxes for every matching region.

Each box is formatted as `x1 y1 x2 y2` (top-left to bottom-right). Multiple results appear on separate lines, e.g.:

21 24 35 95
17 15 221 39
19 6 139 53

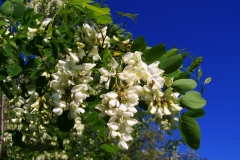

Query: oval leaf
100 144 116 153
145 43 166 64
180 91 206 109
96 15 112 24
0 21 7 26
204 77 211 85
180 115 201 150
1 1 12 16
7 64 22 76
165 48 178 57
159 55 183 74
183 109 205 118
198 69 202 79
86 112 98 123
68 0 92 5
131 36 146 52
188 57 202 72
174 72 190 81
172 79 197 92
84 4 110 16
13 3 26 19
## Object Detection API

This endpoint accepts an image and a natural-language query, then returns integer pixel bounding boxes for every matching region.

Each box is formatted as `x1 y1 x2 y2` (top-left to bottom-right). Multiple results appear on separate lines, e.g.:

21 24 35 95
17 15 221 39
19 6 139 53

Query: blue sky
1 0 240 159
105 0 240 159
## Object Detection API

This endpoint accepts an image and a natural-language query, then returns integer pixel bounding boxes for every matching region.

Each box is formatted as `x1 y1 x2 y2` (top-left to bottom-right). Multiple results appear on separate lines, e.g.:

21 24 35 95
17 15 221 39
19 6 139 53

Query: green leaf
183 109 205 118
0 29 5 35
179 115 200 150
100 144 116 153
204 77 211 85
198 69 202 79
164 71 179 77
84 4 110 16
188 57 202 72
47 24 53 38
180 91 206 109
181 52 188 59
11 0 24 4
172 79 197 92
102 45 110 65
131 36 146 52
61 9 73 14
86 112 98 123
93 119 106 131
57 110 74 132
165 48 178 57
96 15 112 24
145 44 166 64
13 3 26 19
25 58 37 69
142 48 150 57
0 21 7 26
3 40 18 60
68 0 92 5
174 72 190 81
1 1 12 16
159 55 183 74
7 64 22 76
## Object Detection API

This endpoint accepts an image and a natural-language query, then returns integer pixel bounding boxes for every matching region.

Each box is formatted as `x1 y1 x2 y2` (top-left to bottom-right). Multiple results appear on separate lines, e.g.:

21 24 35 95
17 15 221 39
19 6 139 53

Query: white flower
105 108 117 117
107 122 120 131
125 118 138 126
113 35 119 41
163 103 171 115
71 84 89 94
13 108 24 117
82 23 96 39
27 27 38 40
109 99 120 108
109 58 119 75
41 18 51 27
122 39 130 44
101 91 118 104
82 63 96 71
68 102 85 118
69 52 79 63
160 120 171 131
88 46 101 61
53 108 63 115
95 104 108 117
52 100 66 108
118 140 129 150
77 47 86 59
156 108 164 119
169 103 182 112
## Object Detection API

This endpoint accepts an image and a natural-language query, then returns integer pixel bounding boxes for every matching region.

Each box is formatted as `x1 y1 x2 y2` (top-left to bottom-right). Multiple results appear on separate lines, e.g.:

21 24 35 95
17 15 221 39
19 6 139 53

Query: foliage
0 0 211 159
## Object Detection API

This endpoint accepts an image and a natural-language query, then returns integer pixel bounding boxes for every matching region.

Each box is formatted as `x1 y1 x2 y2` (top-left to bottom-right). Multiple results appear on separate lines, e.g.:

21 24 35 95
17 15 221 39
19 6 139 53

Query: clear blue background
105 0 240 159
1 0 240 159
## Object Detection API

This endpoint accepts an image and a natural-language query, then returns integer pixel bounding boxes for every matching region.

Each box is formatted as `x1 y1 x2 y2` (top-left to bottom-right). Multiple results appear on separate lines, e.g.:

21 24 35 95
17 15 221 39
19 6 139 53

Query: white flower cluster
50 47 96 118
95 51 183 149
27 0 64 16
50 23 111 122
82 23 111 49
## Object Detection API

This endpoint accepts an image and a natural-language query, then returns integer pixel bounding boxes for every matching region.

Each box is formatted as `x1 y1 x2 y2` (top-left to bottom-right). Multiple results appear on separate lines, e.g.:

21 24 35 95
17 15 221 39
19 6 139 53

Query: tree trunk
0 93 5 158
